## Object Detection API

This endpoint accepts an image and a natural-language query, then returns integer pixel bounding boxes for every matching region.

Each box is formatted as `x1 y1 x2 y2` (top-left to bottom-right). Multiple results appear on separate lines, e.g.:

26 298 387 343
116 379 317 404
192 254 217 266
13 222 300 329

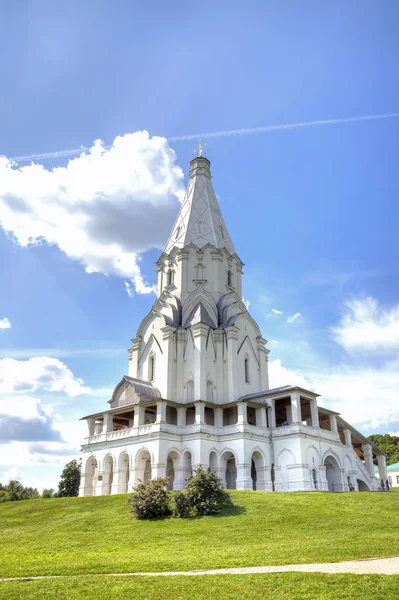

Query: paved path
2 556 399 582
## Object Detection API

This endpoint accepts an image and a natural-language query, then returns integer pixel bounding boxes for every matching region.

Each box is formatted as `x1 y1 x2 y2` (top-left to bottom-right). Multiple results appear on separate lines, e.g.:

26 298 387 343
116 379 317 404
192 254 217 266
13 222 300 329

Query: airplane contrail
7 112 399 164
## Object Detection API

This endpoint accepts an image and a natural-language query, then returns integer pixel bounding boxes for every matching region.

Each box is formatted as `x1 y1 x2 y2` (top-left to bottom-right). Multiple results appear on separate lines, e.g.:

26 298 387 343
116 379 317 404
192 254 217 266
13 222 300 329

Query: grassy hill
1 490 399 599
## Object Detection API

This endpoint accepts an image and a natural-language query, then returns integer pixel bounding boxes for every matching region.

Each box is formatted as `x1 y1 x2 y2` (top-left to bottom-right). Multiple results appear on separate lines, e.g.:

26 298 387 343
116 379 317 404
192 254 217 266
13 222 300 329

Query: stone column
225 326 239 402
134 405 146 427
330 414 338 434
236 462 252 490
318 466 329 492
128 467 136 492
111 470 120 494
95 472 104 495
195 401 205 425
310 399 319 428
363 444 375 477
87 418 95 436
290 392 302 424
269 400 276 429
377 455 387 481
256 406 267 428
103 413 113 433
237 401 248 424
151 463 167 479
177 407 186 426
344 429 352 446
214 407 223 428
156 400 167 424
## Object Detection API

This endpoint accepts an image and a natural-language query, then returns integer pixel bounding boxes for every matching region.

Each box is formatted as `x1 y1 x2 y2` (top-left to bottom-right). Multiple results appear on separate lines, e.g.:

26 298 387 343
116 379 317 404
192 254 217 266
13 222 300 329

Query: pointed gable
164 156 236 255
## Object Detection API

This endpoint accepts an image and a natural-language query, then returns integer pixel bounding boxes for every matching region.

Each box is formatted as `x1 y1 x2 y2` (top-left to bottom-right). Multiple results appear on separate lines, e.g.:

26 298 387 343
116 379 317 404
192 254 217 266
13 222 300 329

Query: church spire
164 155 236 255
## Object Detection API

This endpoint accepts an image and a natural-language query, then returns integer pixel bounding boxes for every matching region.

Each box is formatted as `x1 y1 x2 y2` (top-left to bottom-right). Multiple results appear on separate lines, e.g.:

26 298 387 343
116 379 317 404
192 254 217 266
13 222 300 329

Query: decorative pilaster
225 326 239 402
214 407 223 427
269 400 276 429
128 336 142 378
177 407 186 426
256 406 267 428
237 401 248 424
161 326 176 399
111 470 120 494
133 405 146 427
330 414 338 434
344 429 352 446
176 329 186 402
192 323 209 400
236 462 252 490
194 401 205 425
213 330 225 403
103 413 113 433
156 400 167 424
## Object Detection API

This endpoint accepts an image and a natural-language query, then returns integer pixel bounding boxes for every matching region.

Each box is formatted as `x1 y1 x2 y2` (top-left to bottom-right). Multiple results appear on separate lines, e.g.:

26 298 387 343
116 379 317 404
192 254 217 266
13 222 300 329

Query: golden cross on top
194 138 207 157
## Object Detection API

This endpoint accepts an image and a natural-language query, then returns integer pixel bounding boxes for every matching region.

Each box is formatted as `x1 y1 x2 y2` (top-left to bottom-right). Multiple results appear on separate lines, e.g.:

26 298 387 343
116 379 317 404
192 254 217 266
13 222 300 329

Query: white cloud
2 467 22 481
0 317 11 329
270 308 283 316
242 297 250 309
269 359 310 389
0 357 91 396
388 432 399 438
0 131 184 294
0 395 62 442
287 312 302 323
331 297 399 353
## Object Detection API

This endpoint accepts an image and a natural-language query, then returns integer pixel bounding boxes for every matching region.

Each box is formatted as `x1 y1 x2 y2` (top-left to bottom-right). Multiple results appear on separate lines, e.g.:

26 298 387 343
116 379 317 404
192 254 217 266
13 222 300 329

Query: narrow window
244 357 250 383
167 270 173 286
227 270 232 287
148 353 155 382
175 225 181 240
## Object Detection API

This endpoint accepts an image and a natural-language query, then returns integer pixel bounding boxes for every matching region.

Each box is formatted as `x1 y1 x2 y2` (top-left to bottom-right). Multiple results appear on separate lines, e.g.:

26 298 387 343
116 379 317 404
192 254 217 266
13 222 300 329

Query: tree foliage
0 480 40 503
128 477 171 519
42 488 56 499
368 434 399 465
172 490 193 518
58 459 81 497
186 467 232 515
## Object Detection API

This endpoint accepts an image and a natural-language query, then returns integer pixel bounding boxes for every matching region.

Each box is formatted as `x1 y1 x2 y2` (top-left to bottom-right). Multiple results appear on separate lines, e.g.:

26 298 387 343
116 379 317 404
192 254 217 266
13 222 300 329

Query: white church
79 152 387 496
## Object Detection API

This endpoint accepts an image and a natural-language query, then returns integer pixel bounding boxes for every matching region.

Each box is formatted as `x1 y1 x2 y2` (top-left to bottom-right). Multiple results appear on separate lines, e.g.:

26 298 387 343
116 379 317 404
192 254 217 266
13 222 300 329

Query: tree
368 434 399 465
58 459 81 497
186 467 232 515
42 488 56 499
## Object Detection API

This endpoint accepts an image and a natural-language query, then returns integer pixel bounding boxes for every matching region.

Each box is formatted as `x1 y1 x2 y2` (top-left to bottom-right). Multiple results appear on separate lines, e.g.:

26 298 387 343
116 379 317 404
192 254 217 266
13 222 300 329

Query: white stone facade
79 156 386 496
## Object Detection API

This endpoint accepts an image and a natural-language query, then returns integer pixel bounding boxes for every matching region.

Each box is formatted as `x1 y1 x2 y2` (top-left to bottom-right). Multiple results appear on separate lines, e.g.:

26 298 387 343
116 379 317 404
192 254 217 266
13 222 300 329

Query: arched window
167 269 174 287
244 356 250 384
175 225 181 239
148 352 155 382
196 263 204 279
227 270 232 287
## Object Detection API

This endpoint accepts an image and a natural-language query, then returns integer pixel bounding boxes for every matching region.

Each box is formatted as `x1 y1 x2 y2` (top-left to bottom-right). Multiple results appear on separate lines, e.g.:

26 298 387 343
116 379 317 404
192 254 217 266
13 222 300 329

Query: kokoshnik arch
79 154 387 495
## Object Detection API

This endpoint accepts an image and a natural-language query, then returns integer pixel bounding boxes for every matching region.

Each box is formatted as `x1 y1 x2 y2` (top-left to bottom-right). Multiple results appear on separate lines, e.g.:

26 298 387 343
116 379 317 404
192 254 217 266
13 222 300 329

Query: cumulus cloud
2 467 22 481
28 442 77 456
287 312 302 323
0 396 62 442
331 297 399 353
0 357 91 396
242 297 250 309
0 318 11 329
269 359 310 389
0 131 185 294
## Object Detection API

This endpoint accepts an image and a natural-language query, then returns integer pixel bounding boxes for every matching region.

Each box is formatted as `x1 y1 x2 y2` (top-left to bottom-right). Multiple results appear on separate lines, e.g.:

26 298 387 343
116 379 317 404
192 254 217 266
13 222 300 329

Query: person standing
380 479 385 491
385 479 390 491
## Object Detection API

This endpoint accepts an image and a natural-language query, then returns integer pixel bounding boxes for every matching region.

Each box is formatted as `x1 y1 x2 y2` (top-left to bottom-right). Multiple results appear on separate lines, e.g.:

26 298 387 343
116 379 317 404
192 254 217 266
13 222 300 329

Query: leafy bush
172 490 192 518
186 467 232 515
128 478 171 520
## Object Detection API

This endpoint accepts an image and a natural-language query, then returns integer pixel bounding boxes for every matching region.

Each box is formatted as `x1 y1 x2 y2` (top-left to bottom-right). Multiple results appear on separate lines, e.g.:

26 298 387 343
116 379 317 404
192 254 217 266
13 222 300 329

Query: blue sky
1 1 399 489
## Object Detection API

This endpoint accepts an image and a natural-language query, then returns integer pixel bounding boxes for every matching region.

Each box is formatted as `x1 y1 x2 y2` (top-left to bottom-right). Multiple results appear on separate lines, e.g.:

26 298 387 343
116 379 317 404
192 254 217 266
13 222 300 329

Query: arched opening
166 451 181 490
118 452 130 494
311 468 318 490
209 451 218 474
103 455 114 495
357 479 370 492
324 455 342 492
182 451 192 485
205 406 215 425
85 457 98 496
221 451 237 489
251 459 257 490
187 380 194 402
135 449 152 486
251 451 265 491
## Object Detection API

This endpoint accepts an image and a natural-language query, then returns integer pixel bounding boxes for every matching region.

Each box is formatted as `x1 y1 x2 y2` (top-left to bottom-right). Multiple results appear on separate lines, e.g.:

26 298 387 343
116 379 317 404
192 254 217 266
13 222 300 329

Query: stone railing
271 423 341 443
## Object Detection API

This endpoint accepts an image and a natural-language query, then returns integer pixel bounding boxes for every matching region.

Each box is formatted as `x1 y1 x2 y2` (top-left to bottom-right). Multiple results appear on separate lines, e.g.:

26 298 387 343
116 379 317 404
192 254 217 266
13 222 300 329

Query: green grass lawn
0 490 398 579
2 574 399 600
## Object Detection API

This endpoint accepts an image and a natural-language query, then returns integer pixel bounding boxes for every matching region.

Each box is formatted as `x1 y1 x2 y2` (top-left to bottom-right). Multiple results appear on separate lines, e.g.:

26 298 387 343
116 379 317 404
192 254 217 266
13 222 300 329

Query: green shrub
186 467 233 515
172 490 192 518
128 478 171 520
